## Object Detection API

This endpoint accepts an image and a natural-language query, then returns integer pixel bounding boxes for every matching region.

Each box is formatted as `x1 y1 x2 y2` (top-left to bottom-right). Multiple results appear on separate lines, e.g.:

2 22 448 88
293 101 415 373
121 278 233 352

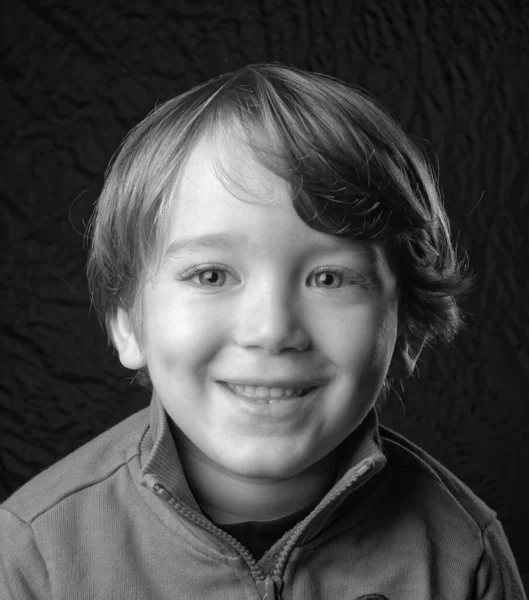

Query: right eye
177 262 235 289
192 269 226 287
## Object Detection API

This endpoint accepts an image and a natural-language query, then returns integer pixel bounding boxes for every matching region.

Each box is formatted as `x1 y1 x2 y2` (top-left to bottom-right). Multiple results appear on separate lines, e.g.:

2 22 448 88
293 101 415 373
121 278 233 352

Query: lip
217 381 323 420
217 378 328 388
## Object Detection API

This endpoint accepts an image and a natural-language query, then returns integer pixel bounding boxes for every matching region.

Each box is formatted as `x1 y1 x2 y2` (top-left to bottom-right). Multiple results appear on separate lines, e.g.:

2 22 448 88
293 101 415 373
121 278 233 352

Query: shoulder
377 427 527 598
1 407 150 523
379 425 496 535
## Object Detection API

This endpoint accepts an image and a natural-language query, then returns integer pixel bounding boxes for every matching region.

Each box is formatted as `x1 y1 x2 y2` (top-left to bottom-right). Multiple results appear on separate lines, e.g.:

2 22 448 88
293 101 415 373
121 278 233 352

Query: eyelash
311 265 373 289
177 262 374 290
178 262 231 288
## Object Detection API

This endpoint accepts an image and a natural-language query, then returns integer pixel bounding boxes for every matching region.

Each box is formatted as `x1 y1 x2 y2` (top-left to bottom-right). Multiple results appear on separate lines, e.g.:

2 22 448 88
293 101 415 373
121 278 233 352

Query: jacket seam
400 462 485 535
471 517 502 599
383 438 492 537
23 448 143 524
1 508 53 598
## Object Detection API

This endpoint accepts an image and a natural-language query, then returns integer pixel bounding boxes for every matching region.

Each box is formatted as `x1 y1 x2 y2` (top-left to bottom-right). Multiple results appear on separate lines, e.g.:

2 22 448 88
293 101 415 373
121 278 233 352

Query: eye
308 266 374 291
311 270 344 289
178 263 233 289
195 269 226 286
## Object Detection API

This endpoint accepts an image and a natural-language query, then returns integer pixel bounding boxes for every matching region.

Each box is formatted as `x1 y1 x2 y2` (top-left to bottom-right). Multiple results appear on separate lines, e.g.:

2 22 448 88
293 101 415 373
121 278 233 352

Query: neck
174 436 343 525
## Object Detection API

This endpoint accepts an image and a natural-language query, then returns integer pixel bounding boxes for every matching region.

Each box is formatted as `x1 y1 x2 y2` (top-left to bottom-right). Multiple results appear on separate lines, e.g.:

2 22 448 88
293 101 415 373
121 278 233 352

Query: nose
234 282 310 354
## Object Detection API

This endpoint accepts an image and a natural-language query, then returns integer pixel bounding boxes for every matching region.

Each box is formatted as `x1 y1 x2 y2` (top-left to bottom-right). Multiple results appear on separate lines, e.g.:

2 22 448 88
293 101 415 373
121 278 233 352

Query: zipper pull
352 458 374 481
256 576 279 599
152 483 169 499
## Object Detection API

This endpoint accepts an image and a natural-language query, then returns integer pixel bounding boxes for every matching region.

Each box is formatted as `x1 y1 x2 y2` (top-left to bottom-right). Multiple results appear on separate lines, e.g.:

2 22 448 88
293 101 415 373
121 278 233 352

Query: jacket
0 395 526 599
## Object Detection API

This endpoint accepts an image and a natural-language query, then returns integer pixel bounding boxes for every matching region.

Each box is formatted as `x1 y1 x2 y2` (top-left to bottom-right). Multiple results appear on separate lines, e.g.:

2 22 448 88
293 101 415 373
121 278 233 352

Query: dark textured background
1 0 528 586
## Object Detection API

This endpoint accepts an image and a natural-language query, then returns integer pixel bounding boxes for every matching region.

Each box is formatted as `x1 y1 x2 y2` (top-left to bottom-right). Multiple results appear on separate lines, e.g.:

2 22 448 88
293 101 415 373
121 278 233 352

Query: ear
388 333 427 380
109 307 146 370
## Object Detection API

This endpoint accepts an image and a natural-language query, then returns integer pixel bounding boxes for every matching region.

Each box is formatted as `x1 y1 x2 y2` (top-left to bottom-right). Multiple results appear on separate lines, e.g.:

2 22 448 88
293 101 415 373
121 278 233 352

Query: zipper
151 482 282 598
255 576 278 599
151 457 378 600
265 457 377 582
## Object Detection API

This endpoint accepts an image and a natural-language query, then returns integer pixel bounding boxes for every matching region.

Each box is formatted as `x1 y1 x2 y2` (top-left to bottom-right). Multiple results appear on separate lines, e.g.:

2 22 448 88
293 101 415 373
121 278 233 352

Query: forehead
160 131 395 281
181 128 287 206
165 131 296 240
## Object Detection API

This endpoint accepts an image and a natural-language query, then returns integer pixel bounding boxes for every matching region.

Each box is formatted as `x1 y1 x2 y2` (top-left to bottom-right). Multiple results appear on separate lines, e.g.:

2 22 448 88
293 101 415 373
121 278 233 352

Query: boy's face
115 133 402 481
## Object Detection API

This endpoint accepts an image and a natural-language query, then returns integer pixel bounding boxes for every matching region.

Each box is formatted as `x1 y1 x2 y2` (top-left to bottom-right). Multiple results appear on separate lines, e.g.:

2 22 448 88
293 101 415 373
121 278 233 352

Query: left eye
193 269 226 286
309 271 345 288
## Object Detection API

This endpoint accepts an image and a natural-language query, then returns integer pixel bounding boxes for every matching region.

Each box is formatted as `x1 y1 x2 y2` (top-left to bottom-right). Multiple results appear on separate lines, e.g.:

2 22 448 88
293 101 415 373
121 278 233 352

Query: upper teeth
226 383 307 399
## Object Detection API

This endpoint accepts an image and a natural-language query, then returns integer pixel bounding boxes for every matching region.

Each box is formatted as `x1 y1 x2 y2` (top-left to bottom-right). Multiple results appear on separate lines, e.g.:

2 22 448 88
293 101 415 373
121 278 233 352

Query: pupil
204 271 219 284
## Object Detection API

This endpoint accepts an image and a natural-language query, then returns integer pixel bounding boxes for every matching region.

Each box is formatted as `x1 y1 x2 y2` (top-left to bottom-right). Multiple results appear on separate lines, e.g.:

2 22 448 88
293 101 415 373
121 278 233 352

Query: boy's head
87 63 472 480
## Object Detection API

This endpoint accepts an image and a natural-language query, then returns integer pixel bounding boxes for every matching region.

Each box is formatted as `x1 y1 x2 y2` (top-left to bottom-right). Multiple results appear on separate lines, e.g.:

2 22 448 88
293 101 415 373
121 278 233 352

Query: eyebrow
163 233 247 259
163 232 374 260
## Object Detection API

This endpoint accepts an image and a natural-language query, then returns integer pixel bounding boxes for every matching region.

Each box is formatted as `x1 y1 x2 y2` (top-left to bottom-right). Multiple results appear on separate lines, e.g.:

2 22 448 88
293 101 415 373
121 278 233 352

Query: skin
111 131 421 524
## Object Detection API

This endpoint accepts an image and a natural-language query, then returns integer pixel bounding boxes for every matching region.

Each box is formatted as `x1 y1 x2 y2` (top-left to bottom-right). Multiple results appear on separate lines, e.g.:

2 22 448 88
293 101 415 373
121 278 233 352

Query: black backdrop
1 0 528 586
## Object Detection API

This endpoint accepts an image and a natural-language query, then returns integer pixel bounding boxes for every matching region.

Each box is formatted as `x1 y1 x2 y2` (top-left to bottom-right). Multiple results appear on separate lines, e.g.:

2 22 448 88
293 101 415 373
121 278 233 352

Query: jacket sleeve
474 517 527 600
0 508 51 600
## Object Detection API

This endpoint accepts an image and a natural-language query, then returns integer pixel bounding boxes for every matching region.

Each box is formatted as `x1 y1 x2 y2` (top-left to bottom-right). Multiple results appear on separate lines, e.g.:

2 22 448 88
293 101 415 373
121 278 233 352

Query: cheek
315 302 398 372
142 293 226 370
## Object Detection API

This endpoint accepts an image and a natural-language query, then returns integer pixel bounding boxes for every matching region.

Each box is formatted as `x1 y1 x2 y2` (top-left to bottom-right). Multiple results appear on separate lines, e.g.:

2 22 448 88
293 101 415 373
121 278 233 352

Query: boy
0 63 525 599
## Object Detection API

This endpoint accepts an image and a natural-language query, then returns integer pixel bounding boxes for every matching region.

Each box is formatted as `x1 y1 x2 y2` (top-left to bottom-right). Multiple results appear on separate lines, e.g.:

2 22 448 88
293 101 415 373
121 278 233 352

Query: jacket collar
140 394 200 511
140 394 387 519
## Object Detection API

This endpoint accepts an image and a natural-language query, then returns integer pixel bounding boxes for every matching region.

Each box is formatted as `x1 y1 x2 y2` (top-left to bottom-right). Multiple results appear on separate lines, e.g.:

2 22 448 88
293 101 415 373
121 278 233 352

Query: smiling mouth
220 382 317 402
